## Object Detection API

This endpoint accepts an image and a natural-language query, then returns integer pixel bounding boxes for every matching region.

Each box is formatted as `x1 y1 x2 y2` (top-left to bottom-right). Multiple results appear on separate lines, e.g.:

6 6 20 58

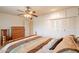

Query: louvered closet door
11 27 25 39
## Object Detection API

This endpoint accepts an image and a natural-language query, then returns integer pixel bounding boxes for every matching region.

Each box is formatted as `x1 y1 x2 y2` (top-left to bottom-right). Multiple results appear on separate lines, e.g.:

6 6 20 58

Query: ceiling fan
17 6 38 18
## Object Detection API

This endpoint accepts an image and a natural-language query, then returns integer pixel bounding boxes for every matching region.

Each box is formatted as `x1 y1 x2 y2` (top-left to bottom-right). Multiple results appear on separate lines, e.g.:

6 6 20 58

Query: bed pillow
53 36 79 53
49 38 63 50
69 35 77 43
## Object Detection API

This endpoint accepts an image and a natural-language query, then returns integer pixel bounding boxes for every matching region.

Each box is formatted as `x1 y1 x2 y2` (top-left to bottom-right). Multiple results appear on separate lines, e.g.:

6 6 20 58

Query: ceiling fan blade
17 9 24 12
17 6 38 18
17 14 23 16
32 14 38 17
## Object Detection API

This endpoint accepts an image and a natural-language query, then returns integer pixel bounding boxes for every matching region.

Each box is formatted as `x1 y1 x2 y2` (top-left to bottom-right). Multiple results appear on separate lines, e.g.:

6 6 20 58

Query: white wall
0 13 27 39
75 16 79 36
33 7 79 39
0 7 79 40
0 12 36 39
0 13 25 29
24 18 30 36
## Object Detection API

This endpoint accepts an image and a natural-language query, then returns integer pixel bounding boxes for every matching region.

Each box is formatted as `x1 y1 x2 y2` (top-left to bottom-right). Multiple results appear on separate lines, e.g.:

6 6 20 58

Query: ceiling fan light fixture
29 11 33 14
24 14 32 18
17 6 38 18
24 14 27 17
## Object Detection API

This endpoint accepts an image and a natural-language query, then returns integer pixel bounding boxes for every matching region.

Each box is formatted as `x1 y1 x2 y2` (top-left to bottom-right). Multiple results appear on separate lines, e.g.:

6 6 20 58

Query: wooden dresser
1 29 8 46
11 26 25 40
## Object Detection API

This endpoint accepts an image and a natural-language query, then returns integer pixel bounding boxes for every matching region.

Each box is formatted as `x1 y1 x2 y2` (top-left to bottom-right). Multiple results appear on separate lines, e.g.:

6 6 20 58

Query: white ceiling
0 6 71 15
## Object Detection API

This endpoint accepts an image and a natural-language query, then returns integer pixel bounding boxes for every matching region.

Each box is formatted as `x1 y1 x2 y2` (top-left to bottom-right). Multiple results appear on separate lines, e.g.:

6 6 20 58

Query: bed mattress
0 36 52 53
0 35 41 53
10 37 51 53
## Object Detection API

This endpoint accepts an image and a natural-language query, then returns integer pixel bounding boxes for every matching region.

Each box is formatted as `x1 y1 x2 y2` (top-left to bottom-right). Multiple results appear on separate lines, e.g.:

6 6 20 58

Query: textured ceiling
0 6 71 15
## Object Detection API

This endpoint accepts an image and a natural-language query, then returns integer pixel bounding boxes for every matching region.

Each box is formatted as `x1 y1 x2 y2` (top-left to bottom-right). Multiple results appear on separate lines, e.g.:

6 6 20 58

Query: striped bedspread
0 36 52 53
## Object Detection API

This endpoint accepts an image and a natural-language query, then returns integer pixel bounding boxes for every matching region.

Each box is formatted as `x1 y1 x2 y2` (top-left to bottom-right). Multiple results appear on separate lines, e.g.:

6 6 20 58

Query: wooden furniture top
11 26 25 40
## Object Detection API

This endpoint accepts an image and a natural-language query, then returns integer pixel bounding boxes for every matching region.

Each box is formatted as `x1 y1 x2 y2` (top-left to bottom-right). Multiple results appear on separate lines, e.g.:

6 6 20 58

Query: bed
52 35 79 53
0 35 52 53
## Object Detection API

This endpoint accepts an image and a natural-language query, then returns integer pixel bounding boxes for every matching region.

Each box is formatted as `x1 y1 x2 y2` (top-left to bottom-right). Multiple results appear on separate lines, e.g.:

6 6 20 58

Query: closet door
11 26 25 39
66 7 78 17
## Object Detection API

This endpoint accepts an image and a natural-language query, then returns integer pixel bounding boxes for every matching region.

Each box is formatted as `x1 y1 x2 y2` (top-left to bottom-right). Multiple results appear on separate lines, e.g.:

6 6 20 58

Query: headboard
11 26 25 40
